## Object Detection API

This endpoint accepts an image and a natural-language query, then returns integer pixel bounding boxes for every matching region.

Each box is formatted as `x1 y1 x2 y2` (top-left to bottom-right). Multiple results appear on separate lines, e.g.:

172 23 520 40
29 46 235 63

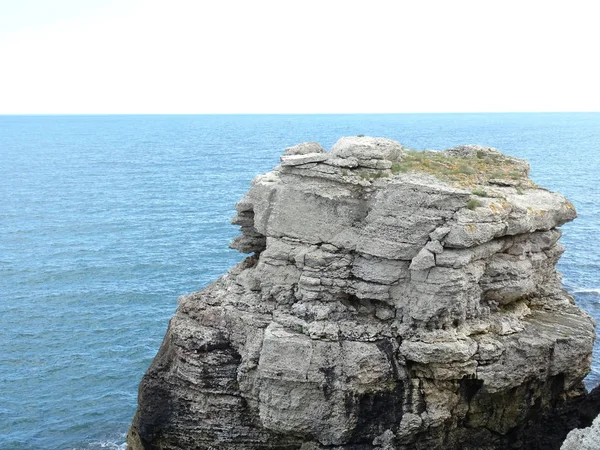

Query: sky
0 0 599 114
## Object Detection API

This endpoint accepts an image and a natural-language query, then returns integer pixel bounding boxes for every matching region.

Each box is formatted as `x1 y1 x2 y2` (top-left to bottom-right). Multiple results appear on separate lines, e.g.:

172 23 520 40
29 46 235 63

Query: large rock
562 412 600 450
128 137 596 450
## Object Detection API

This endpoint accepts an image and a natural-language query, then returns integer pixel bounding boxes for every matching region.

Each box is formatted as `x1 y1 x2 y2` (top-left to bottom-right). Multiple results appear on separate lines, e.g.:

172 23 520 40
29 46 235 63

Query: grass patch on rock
390 149 533 189
471 188 489 197
467 198 482 210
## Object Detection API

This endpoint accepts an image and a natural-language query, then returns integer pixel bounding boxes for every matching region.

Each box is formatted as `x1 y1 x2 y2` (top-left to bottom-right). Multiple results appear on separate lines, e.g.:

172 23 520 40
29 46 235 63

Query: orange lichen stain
526 207 546 216
499 200 511 209
467 224 476 233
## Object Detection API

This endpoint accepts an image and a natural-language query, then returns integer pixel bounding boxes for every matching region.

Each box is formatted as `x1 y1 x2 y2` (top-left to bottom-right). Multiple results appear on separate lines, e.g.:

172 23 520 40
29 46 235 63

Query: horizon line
1 111 599 117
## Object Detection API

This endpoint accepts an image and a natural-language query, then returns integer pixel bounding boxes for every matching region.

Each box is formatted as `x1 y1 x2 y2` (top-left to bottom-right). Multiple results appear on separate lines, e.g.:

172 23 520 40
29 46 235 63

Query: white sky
0 0 599 114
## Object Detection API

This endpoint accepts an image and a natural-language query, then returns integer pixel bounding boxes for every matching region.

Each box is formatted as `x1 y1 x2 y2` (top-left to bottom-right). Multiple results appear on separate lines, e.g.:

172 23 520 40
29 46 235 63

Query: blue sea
1 113 599 449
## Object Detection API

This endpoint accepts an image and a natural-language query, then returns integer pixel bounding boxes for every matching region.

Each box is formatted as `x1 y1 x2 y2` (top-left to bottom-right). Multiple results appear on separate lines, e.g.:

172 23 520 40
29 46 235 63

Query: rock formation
128 137 596 450
562 413 600 450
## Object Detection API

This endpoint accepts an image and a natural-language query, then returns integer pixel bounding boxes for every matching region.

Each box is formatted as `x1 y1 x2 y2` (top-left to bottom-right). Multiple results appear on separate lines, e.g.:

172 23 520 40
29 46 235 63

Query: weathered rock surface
562 412 600 450
128 137 596 450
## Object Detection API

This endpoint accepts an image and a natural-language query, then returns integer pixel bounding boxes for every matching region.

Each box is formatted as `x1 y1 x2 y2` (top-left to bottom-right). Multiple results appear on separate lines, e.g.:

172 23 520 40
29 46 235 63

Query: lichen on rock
127 136 596 450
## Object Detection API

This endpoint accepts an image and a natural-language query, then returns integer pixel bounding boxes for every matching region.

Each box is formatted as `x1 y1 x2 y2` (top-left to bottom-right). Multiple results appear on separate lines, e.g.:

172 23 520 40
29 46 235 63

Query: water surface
1 113 599 449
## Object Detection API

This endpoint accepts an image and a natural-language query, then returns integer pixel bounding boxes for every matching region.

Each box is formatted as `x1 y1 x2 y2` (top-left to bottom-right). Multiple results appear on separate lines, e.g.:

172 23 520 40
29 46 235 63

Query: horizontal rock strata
128 137 596 450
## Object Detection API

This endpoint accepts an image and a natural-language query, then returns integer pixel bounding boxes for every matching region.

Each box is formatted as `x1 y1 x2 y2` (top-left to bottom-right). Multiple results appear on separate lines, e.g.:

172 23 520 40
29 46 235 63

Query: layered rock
128 137 596 450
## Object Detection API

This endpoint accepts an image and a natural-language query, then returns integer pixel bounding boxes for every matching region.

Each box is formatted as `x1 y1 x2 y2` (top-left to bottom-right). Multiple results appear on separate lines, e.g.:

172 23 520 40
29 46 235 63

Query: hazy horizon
2 111 600 116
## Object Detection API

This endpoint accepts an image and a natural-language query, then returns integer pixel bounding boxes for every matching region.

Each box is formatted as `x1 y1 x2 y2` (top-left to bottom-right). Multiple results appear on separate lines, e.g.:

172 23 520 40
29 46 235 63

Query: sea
1 113 599 450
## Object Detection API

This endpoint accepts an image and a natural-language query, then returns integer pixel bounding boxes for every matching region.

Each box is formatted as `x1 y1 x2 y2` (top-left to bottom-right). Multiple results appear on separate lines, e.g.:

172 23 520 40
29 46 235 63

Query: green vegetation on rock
390 149 532 189
467 198 482 210
472 188 489 197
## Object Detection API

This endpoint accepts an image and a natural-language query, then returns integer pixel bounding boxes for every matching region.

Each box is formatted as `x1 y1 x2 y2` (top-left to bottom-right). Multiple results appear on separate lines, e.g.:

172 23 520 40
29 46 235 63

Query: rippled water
1 113 599 449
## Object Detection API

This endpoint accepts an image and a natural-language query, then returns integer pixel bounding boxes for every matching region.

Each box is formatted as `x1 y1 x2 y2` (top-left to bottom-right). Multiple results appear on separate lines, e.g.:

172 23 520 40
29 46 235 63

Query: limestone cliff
128 137 596 450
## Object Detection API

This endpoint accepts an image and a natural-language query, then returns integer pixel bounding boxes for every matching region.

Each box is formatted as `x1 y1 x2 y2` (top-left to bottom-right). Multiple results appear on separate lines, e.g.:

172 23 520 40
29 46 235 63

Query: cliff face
128 137 596 450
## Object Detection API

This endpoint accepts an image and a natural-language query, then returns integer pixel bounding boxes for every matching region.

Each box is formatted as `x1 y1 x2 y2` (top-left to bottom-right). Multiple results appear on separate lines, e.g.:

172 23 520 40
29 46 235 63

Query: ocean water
1 113 599 450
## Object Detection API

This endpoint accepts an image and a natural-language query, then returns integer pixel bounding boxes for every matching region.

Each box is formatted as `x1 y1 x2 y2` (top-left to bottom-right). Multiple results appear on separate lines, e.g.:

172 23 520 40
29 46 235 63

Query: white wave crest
73 439 126 450
573 288 600 295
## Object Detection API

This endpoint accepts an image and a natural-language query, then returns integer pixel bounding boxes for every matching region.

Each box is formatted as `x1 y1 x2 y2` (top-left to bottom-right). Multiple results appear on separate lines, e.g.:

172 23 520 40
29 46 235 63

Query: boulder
562 413 600 450
284 142 326 155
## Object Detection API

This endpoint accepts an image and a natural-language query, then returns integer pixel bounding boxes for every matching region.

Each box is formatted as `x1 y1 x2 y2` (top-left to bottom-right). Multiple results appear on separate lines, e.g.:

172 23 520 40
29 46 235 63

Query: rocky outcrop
562 413 600 450
128 137 596 450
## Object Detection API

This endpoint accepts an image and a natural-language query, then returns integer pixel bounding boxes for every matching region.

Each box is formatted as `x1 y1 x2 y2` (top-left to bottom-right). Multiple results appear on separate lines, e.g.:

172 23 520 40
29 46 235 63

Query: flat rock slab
280 153 329 166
